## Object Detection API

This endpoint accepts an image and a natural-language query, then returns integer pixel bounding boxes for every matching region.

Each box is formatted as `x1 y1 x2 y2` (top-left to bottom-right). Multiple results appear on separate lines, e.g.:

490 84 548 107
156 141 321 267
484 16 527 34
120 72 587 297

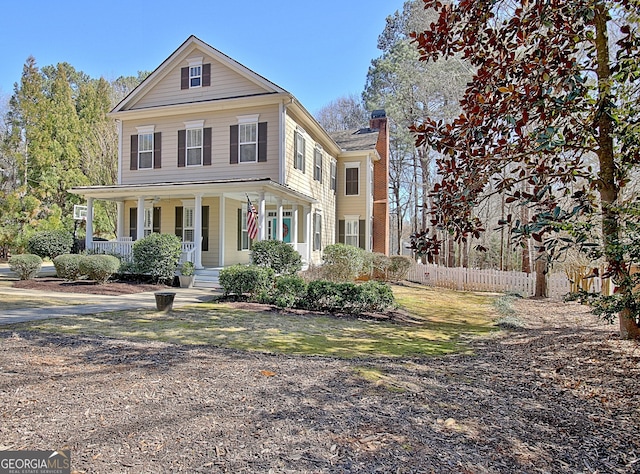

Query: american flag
246 196 258 240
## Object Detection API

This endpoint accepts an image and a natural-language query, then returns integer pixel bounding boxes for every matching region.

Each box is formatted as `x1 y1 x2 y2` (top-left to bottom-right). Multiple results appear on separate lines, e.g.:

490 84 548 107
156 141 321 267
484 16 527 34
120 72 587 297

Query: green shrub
9 254 43 280
53 254 84 280
79 254 121 284
387 256 413 281
250 239 302 275
272 275 308 308
180 261 195 276
322 244 366 282
368 253 391 280
132 233 181 283
219 264 275 298
302 279 396 314
27 230 73 259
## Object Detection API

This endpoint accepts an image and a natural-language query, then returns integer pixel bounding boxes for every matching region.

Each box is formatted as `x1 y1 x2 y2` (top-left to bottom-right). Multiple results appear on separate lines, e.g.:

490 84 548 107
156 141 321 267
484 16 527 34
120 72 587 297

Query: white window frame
345 162 360 196
184 120 204 167
136 125 154 169
144 206 154 237
240 208 250 251
294 129 306 171
187 57 203 89
183 206 195 242
344 215 359 248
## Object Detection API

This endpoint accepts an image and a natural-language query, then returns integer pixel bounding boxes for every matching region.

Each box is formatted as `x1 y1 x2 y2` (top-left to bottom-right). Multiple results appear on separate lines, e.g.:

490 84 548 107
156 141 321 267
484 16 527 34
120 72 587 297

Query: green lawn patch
8 283 498 359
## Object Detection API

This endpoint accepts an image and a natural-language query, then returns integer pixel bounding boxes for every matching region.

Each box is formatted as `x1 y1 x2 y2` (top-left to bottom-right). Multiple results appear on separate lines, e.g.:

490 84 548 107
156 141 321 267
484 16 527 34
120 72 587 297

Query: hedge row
219 264 396 314
53 254 120 284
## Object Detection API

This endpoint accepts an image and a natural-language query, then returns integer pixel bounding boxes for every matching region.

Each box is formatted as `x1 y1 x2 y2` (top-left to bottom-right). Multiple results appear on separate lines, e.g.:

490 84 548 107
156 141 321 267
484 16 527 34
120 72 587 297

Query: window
294 130 306 172
240 208 250 250
189 65 201 88
345 164 359 196
313 212 322 251
138 133 153 169
185 123 203 166
239 123 258 163
314 148 323 182
144 207 153 237
183 207 195 242
345 218 359 247
330 161 337 192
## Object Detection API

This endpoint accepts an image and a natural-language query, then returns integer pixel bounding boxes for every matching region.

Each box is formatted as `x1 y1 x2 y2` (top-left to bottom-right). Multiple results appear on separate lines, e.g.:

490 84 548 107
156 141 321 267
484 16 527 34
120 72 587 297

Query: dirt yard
1 297 639 473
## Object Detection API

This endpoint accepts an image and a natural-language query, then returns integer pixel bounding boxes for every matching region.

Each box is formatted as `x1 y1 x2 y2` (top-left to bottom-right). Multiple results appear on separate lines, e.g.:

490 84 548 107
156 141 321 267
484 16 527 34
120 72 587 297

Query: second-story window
190 66 201 88
294 130 306 172
345 164 359 196
314 147 323 182
330 161 337 192
186 128 203 166
239 123 258 163
138 133 153 169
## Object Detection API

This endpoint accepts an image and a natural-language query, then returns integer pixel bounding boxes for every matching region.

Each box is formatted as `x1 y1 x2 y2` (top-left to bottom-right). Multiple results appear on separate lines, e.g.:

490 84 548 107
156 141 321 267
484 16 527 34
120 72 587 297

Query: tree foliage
409 0 640 338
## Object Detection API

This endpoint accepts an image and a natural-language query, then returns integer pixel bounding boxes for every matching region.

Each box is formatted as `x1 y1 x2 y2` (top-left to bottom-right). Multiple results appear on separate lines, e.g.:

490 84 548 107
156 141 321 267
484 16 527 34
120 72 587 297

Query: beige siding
224 198 251 266
122 105 280 185
336 157 368 219
131 51 268 110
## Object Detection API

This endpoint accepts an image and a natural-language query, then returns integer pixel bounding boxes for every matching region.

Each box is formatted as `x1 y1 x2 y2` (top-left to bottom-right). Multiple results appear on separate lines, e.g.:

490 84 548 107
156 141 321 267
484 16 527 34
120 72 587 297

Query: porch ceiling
69 178 317 206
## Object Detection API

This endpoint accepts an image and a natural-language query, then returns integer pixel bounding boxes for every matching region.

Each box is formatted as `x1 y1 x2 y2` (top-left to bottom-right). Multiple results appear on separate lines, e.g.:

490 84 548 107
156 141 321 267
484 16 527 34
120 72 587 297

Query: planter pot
178 275 195 288
155 292 176 312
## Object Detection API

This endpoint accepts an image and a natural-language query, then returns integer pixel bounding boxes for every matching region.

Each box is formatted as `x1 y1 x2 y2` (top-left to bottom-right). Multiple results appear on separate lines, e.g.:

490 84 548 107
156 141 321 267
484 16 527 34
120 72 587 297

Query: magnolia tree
409 0 640 338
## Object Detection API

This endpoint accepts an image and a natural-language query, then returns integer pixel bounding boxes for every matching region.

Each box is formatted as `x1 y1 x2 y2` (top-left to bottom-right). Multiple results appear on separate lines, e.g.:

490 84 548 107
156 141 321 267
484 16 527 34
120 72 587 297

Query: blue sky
0 0 406 114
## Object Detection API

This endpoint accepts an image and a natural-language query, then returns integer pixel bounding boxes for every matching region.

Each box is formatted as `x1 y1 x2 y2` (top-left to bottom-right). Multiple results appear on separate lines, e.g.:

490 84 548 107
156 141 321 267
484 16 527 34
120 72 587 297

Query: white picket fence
406 263 606 298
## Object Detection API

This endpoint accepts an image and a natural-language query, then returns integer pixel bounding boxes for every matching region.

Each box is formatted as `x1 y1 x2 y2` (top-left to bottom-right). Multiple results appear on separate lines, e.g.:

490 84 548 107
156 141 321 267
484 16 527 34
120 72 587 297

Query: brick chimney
370 110 389 256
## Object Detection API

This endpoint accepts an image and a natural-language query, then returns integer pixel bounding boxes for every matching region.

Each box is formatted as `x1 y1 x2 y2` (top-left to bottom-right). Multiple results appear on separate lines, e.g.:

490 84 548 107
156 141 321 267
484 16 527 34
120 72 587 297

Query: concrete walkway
0 263 221 325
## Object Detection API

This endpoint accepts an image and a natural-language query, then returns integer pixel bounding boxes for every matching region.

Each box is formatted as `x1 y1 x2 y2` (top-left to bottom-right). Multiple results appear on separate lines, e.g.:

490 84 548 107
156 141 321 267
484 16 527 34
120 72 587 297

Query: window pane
240 143 257 163
187 148 202 165
346 167 359 195
187 129 202 147
139 151 152 169
139 133 153 151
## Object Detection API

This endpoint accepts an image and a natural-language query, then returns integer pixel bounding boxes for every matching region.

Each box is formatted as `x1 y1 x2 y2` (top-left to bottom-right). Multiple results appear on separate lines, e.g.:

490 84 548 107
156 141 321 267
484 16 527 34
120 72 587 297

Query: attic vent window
181 57 210 90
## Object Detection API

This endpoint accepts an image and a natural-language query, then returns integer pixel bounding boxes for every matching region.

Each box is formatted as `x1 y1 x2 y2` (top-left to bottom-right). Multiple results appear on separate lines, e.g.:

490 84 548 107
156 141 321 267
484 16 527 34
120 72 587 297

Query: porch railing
92 240 196 264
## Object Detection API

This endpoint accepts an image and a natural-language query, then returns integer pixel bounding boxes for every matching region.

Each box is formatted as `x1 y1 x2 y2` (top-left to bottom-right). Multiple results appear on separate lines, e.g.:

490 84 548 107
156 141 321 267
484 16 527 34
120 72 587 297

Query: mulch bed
1 298 639 473
13 277 167 296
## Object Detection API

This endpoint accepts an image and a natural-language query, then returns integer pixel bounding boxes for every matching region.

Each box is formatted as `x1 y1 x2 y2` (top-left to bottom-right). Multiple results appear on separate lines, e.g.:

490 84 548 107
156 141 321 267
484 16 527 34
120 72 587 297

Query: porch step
194 268 221 289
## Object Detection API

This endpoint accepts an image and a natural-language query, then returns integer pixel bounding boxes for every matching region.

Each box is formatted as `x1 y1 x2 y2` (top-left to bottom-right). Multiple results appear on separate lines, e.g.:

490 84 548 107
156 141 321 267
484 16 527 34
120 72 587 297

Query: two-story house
70 36 388 279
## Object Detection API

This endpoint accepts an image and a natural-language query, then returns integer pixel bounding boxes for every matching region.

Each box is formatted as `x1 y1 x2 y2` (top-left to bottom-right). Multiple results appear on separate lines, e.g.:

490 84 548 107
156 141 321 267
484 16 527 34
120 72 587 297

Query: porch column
116 201 124 240
136 196 145 241
304 206 312 264
292 206 299 246
276 198 284 241
258 192 266 241
219 194 226 267
194 193 203 269
85 197 94 251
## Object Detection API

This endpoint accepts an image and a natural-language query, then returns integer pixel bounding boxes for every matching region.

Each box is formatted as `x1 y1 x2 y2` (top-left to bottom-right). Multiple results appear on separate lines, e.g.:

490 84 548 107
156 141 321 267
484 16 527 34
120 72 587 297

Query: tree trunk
593 4 640 338
534 256 548 298
521 200 531 273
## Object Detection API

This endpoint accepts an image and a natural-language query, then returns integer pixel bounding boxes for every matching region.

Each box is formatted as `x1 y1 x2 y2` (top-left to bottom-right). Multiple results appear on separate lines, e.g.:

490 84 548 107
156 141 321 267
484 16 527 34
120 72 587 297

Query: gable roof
111 35 290 113
330 128 380 152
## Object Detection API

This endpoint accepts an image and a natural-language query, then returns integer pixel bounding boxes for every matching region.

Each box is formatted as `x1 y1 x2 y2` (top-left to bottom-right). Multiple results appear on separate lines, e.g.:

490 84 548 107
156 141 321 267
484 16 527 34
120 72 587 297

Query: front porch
71 178 320 271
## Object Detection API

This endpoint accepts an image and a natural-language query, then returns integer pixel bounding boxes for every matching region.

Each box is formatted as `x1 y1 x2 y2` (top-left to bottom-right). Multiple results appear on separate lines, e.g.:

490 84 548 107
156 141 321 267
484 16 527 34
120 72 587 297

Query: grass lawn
8 283 498 358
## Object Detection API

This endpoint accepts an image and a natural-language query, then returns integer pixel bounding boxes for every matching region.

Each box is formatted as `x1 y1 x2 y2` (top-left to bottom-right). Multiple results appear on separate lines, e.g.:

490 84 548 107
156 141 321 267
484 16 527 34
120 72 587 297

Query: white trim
219 194 226 266
117 120 123 185
186 57 203 67
237 114 260 124
184 120 205 129
136 125 155 134
238 122 258 163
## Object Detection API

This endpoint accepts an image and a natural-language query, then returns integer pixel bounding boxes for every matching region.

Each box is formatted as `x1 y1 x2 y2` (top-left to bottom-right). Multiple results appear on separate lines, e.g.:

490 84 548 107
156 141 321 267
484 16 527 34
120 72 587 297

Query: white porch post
276 198 283 241
258 192 266 241
219 194 226 267
292 206 299 246
85 197 94 251
304 206 312 264
136 196 145 241
116 201 124 240
194 194 203 269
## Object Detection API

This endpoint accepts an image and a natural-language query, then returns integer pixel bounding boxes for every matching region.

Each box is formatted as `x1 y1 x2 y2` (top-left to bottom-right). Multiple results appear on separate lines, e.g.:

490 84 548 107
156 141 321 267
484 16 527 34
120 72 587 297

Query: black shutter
359 220 366 249
130 135 138 170
202 63 211 87
175 207 183 240
202 206 209 251
338 220 345 244
129 208 137 240
153 132 162 169
153 207 161 234
177 130 186 167
237 208 242 250
258 122 267 162
203 127 212 166
230 125 239 164
181 67 189 90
